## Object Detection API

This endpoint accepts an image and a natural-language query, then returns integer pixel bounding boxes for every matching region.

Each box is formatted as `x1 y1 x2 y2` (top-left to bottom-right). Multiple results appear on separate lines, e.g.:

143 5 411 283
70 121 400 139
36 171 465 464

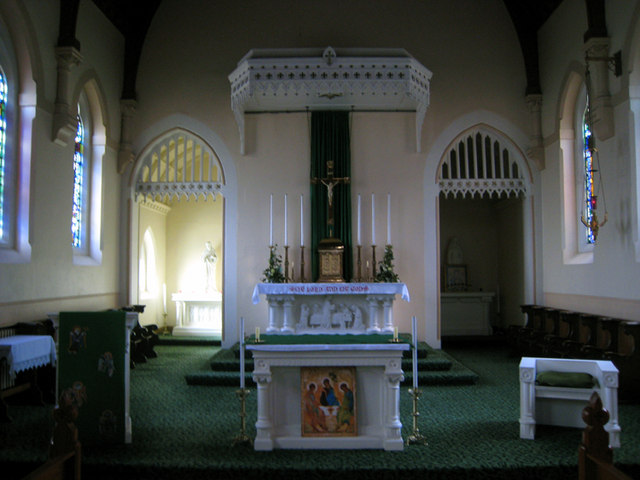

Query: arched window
139 228 157 297
71 109 86 249
582 100 595 245
0 68 6 241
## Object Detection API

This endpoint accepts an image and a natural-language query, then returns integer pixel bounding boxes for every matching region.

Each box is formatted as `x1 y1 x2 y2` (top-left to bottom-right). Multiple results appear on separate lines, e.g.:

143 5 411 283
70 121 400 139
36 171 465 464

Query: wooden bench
579 392 631 480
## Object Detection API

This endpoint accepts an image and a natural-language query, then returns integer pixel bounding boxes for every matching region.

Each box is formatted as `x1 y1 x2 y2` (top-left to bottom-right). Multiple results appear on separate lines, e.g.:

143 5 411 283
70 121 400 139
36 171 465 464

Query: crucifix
311 160 350 238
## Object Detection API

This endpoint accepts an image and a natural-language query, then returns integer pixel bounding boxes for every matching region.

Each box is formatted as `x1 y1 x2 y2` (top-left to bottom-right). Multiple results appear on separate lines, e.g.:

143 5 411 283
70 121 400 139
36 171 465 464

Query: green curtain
310 111 352 281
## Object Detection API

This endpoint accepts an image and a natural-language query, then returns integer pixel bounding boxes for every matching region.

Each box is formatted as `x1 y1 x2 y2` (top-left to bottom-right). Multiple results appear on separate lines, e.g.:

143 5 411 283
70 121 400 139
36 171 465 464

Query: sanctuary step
183 339 479 387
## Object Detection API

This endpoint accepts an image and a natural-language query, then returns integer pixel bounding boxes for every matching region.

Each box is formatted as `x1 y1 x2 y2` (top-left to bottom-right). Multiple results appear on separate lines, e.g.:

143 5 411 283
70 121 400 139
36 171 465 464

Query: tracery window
0 68 6 241
71 111 85 248
583 103 595 244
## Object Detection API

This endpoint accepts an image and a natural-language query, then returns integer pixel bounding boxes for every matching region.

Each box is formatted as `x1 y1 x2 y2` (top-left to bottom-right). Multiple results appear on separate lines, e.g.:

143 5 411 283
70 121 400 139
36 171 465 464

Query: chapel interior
1 0 640 478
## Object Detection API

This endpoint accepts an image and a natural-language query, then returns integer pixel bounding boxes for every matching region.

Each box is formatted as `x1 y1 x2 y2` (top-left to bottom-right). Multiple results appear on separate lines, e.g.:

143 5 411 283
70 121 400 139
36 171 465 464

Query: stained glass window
0 69 7 239
583 103 595 244
71 113 85 248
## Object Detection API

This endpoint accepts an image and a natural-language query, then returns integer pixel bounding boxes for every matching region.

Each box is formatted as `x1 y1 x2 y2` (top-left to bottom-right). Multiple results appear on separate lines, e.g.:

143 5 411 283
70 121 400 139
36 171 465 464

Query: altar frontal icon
301 367 356 437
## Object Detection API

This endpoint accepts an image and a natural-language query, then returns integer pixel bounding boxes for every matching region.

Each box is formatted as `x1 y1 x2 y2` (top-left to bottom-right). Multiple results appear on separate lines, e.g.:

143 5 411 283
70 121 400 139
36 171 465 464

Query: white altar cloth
0 335 56 379
252 283 410 334
252 282 410 304
247 341 409 451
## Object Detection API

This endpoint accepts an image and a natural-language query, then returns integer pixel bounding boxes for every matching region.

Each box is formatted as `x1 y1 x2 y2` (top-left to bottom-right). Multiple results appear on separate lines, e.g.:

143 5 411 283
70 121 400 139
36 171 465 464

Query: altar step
184 342 479 387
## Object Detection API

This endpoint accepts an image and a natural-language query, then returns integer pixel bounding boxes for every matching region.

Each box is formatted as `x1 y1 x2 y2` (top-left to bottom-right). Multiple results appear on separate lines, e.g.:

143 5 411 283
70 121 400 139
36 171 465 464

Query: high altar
249 282 410 450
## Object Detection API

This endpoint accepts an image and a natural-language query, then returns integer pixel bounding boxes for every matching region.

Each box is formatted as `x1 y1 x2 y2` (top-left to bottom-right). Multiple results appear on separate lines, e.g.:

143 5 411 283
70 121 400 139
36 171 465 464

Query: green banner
58 311 126 445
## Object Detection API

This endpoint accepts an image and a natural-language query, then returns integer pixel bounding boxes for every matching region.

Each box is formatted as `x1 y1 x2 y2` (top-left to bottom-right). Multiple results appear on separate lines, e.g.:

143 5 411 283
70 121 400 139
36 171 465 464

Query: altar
252 282 410 334
171 291 222 337
247 339 409 451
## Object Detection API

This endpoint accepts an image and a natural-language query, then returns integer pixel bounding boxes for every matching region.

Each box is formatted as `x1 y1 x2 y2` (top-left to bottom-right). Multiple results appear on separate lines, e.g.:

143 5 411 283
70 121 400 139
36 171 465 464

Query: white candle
357 194 361 246
239 317 245 389
269 194 273 246
412 316 418 389
284 194 288 246
162 283 167 314
300 194 304 247
371 193 376 245
387 193 391 245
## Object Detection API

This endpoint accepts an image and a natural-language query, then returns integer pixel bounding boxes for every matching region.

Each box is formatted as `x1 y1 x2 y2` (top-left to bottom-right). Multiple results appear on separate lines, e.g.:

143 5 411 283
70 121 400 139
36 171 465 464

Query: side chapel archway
127 118 238 347
424 118 539 348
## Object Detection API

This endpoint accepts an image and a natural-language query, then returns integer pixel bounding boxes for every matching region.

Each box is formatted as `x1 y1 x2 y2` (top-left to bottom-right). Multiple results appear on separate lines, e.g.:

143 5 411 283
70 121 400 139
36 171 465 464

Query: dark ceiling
88 0 565 98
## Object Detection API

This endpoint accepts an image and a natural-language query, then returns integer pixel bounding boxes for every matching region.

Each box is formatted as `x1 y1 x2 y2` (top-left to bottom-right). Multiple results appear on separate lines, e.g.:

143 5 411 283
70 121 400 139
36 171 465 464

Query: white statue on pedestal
202 241 218 293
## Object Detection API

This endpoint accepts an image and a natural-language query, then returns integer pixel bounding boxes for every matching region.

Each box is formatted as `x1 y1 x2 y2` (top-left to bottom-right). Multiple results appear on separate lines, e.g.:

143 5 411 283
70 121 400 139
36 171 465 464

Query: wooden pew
578 392 631 480
22 405 81 480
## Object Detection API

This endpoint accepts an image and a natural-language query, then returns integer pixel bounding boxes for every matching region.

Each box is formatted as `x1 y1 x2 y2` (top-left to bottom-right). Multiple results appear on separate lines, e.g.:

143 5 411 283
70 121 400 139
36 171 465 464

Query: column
384 359 404 451
381 296 394 333
253 370 274 451
266 296 281 333
366 296 380 333
519 363 536 439
281 296 295 333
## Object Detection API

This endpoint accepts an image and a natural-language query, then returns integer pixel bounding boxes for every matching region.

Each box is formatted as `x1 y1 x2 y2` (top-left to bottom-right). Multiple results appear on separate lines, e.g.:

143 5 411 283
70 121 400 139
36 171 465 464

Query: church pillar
52 46 82 146
266 297 281 333
253 371 274 451
381 296 394 333
281 296 295 333
525 94 545 170
366 296 380 333
384 365 405 451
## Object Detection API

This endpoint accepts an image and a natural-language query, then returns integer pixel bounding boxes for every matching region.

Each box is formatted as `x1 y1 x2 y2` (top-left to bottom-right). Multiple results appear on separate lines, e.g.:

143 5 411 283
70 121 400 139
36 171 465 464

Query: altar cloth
0 335 57 379
252 282 410 304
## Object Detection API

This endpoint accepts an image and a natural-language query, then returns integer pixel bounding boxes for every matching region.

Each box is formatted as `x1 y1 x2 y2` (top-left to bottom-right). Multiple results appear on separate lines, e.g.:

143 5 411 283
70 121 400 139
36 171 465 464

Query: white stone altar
247 342 409 451
171 291 222 337
251 283 410 334
440 291 495 336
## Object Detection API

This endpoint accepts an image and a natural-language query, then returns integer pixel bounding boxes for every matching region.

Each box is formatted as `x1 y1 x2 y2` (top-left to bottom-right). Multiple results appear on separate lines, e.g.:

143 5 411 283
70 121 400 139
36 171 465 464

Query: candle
412 316 418 389
387 193 391 245
393 326 398 341
269 194 273 246
371 193 376 245
255 327 260 342
284 194 288 246
300 194 304 247
357 194 361 246
239 317 245 389
162 283 167 314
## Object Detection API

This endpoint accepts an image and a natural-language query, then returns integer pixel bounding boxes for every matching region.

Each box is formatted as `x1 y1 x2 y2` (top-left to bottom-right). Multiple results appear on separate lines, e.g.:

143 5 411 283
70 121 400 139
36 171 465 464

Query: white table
441 291 495 336
247 341 409 451
171 291 222 336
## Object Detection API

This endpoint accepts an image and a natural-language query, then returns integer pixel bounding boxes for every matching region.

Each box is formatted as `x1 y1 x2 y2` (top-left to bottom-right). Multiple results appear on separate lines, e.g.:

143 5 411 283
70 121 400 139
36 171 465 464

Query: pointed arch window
71 110 86 249
583 102 595 245
0 68 7 241
139 228 157 298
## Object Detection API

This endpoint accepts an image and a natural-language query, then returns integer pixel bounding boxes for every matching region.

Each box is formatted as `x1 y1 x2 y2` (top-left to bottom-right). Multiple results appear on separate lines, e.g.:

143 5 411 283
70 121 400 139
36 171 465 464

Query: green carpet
2 342 639 480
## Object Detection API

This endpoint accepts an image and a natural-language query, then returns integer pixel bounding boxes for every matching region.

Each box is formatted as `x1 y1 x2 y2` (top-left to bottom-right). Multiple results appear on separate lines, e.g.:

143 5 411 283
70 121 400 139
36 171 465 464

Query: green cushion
536 371 597 388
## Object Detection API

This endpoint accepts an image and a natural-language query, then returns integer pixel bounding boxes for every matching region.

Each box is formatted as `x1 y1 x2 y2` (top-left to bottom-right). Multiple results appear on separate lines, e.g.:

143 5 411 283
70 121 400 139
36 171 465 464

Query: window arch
139 228 157 298
71 80 106 266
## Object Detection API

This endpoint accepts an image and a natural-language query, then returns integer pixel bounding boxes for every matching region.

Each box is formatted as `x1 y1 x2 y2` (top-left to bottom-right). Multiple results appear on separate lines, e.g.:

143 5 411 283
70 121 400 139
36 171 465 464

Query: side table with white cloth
0 335 57 421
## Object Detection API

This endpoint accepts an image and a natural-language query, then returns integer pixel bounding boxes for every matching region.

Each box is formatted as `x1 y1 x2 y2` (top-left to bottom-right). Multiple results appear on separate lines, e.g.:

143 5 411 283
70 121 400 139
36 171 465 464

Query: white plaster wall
538 0 640 318
0 1 124 325
132 0 532 346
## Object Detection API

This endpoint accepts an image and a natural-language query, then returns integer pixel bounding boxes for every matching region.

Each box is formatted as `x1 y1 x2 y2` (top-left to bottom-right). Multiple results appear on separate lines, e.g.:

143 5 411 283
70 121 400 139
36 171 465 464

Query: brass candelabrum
406 387 428 445
371 244 377 281
232 388 253 447
284 245 289 282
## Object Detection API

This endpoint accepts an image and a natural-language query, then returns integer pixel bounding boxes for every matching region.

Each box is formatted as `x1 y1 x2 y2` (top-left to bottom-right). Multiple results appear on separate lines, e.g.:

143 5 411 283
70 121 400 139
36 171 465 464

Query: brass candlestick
406 387 428 445
356 245 362 282
300 245 305 283
284 245 290 283
371 245 377 281
232 388 253 446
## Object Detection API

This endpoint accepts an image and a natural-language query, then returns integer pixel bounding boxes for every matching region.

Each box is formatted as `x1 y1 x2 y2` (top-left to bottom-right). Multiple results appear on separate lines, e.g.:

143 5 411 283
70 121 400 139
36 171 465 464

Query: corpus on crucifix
312 160 350 238
311 160 350 282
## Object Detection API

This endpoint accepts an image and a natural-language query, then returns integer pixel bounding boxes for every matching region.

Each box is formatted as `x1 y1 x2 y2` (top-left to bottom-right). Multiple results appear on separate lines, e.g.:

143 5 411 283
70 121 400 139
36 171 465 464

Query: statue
202 241 218 293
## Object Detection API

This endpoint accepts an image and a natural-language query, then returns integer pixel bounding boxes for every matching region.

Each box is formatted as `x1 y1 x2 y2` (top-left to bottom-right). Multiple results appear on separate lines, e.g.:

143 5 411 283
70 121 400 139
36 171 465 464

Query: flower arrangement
375 245 400 283
262 245 286 283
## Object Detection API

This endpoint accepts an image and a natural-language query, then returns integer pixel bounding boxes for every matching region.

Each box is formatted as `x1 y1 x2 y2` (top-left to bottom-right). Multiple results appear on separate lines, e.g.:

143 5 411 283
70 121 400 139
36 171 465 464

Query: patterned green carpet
2 342 639 479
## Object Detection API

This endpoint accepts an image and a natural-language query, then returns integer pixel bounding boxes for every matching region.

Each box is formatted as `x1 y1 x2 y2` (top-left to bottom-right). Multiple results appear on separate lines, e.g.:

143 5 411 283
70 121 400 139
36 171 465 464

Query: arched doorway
436 125 533 337
130 128 226 338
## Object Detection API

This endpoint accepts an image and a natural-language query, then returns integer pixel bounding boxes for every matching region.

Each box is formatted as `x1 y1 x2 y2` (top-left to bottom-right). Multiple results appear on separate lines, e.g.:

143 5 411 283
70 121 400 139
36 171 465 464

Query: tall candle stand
232 387 253 446
284 245 290 282
356 245 362 282
406 387 428 445
371 245 377 281
300 246 305 283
